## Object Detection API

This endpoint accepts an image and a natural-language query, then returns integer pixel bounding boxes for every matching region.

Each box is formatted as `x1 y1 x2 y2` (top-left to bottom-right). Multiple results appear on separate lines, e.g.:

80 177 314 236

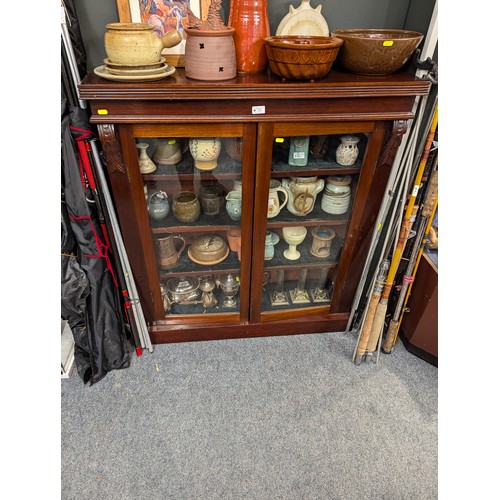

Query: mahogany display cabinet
79 69 430 344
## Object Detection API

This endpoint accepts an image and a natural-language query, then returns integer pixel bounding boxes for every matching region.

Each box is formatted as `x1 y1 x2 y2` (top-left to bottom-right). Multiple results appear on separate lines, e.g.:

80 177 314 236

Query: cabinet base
149 314 349 344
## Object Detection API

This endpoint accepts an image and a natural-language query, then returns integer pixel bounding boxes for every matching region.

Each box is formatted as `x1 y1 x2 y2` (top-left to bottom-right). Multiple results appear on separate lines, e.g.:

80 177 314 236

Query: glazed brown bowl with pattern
264 35 344 81
331 29 424 75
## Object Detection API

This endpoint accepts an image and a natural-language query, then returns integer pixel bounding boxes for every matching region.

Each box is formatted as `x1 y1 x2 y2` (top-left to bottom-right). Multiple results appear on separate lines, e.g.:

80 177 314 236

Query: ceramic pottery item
172 191 201 223
136 143 157 174
267 179 289 218
225 190 243 221
227 228 242 261
282 226 307 260
232 179 243 192
310 135 329 158
336 136 360 166
264 231 280 260
199 184 226 216
321 175 352 215
223 137 243 161
310 226 336 258
276 0 330 37
189 138 222 171
104 23 182 66
154 139 182 165
332 29 424 75
188 235 229 265
184 28 237 81
264 35 343 81
228 0 270 74
156 233 186 268
288 136 310 166
147 190 170 221
281 176 324 216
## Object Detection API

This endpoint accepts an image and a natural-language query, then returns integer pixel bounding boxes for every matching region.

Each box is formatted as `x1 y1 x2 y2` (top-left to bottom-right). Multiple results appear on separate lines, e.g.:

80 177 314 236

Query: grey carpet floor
61 332 438 500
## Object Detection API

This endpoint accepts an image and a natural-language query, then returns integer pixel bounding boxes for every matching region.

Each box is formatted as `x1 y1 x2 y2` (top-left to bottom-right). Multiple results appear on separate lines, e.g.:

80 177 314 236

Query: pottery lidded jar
321 175 352 215
104 23 182 65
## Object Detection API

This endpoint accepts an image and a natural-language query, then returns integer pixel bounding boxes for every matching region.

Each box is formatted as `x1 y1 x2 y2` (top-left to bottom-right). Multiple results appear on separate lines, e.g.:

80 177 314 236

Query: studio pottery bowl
331 29 424 75
264 35 343 81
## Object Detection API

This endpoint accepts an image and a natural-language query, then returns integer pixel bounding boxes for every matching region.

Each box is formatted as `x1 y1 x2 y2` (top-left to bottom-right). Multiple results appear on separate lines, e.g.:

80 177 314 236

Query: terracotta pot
184 28 237 81
104 23 182 65
228 0 270 74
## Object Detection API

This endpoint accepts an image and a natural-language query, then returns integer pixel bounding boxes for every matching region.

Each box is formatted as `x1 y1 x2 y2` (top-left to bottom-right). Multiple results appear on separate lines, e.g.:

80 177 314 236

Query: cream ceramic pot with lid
104 23 182 65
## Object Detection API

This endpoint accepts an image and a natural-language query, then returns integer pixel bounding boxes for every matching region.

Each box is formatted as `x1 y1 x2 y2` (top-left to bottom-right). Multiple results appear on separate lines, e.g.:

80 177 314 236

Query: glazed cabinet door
112 122 257 325
250 121 388 322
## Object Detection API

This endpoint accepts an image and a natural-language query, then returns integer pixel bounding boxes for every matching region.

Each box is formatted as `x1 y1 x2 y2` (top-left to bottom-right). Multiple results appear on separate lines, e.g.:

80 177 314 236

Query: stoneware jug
267 179 288 218
104 23 182 65
156 233 186 268
282 176 324 216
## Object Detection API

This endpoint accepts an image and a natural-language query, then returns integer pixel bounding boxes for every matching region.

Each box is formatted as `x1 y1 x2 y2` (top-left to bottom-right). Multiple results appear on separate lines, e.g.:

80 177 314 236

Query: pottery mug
172 191 201 223
157 233 186 268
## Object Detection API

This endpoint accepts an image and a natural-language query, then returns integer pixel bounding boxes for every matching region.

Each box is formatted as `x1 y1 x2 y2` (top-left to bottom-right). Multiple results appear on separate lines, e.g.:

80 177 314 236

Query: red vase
228 0 270 74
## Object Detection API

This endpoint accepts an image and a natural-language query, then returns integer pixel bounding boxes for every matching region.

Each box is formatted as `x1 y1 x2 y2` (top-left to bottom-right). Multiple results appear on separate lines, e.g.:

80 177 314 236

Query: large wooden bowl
332 29 424 75
264 35 343 81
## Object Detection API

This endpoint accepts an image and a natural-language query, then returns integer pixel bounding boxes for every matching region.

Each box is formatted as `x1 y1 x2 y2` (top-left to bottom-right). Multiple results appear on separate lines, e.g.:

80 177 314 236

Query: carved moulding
97 124 127 175
377 119 407 170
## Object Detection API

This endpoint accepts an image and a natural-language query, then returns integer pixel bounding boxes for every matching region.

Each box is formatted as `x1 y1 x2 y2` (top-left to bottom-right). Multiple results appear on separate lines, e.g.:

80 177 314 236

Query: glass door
252 122 373 320
132 123 256 321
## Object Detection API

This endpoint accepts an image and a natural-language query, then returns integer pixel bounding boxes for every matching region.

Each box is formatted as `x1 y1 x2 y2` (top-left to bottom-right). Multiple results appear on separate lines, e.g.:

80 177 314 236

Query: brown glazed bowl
264 35 344 81
331 29 424 75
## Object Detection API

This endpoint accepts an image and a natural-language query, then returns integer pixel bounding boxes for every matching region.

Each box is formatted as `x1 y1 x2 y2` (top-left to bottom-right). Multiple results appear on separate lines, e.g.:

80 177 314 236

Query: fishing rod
383 165 438 352
373 104 438 355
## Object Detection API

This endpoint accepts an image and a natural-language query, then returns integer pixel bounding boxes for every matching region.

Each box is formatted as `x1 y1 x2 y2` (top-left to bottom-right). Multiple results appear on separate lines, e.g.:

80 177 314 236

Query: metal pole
60 2 86 109
90 140 154 353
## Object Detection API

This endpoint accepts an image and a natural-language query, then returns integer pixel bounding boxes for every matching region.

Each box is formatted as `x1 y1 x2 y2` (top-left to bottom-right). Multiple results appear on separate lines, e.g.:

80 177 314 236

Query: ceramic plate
107 63 171 76
103 57 166 69
276 0 330 36
94 64 176 82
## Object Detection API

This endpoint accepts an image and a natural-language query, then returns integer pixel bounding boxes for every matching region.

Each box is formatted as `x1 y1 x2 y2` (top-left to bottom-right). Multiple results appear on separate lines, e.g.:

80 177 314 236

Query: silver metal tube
90 140 153 352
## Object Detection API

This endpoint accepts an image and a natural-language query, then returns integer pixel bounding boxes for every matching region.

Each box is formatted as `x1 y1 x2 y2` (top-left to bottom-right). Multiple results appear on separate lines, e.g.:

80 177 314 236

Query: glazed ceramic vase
336 136 360 166
189 138 222 171
104 23 182 65
136 143 156 174
228 0 270 74
184 28 237 81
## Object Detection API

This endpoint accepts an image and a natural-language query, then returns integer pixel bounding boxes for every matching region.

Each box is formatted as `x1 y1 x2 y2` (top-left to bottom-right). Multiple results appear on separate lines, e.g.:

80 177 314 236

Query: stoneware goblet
282 226 307 260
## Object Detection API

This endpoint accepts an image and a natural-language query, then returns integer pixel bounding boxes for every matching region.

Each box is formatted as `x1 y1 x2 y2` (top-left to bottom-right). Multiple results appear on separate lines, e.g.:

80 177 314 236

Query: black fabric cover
61 105 131 385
